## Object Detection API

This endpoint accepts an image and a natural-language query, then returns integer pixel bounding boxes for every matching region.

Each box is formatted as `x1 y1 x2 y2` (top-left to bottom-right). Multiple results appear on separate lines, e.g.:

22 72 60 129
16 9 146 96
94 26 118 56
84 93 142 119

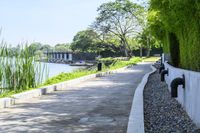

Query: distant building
45 52 96 63
46 52 73 61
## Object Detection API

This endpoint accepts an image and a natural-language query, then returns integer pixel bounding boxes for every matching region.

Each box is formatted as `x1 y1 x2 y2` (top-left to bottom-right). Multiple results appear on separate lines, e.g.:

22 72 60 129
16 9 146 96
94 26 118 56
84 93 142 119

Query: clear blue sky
0 0 112 46
0 0 142 46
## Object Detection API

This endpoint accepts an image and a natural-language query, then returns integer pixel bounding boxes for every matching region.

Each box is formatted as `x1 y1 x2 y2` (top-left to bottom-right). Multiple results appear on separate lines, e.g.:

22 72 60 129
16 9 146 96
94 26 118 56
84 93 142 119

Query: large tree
40 44 52 52
71 29 98 52
54 43 70 52
28 42 42 56
92 0 144 57
136 28 161 57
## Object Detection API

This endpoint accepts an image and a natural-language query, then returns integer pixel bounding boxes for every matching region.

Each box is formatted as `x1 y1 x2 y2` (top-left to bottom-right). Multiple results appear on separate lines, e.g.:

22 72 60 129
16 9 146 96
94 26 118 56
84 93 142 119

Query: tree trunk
124 47 128 57
140 46 143 57
120 38 129 57
125 37 133 57
122 37 132 57
146 48 151 57
146 35 151 57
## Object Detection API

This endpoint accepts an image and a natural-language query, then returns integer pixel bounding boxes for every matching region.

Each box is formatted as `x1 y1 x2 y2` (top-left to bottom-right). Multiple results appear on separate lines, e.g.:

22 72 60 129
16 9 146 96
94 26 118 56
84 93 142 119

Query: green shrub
98 57 118 66
109 57 142 70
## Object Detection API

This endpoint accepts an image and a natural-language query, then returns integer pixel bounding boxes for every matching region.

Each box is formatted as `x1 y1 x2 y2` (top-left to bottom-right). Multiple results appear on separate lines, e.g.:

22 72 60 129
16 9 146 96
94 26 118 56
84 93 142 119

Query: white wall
164 62 200 127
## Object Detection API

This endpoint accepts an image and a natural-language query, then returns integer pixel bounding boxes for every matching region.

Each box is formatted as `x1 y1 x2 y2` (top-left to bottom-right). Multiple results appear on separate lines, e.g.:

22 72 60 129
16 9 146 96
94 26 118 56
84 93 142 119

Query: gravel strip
144 69 200 133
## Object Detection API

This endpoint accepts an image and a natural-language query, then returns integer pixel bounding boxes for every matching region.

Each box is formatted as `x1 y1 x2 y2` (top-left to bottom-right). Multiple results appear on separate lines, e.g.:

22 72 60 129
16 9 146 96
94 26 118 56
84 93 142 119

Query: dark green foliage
136 28 162 57
169 33 180 67
54 43 70 52
98 57 118 66
95 42 123 57
162 31 170 53
149 0 200 71
71 29 98 52
28 42 42 56
71 29 125 57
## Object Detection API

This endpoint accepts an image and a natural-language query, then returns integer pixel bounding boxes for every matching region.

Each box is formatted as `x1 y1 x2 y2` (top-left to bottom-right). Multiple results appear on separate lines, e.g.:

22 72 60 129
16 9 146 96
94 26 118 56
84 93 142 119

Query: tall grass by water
0 48 142 98
0 44 47 96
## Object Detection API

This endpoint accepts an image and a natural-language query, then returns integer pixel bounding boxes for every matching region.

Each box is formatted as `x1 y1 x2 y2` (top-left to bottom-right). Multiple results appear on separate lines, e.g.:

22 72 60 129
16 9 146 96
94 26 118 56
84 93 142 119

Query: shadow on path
0 63 152 133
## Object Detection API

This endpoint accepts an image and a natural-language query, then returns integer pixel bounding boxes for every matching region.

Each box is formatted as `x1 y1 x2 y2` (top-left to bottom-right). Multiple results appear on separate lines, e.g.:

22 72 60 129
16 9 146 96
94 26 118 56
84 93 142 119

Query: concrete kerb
0 65 130 109
127 65 156 133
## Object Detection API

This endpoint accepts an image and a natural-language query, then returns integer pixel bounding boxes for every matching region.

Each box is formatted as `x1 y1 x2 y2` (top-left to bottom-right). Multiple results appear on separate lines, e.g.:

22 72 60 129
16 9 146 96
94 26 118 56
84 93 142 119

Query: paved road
0 62 152 133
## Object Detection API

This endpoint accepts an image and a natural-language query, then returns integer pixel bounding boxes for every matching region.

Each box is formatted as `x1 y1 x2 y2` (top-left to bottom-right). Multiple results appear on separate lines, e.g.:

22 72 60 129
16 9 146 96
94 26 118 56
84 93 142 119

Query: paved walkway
0 62 152 133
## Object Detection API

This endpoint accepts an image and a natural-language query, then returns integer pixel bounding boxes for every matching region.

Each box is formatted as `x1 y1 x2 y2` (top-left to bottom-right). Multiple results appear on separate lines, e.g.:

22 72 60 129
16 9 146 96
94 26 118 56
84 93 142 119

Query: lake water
42 62 84 78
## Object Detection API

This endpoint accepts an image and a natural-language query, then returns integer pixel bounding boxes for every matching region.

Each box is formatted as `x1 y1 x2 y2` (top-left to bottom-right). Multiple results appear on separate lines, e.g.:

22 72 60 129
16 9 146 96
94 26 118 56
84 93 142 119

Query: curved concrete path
0 62 152 133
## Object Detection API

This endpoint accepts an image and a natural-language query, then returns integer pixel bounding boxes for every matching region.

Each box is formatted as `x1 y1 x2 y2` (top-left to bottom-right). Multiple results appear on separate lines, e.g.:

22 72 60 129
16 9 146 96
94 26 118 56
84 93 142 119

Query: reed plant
0 43 47 95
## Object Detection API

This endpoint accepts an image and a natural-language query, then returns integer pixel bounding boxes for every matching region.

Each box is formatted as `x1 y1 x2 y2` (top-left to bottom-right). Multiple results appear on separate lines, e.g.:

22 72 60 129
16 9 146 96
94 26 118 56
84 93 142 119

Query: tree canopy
71 29 98 52
92 0 144 57
54 43 70 52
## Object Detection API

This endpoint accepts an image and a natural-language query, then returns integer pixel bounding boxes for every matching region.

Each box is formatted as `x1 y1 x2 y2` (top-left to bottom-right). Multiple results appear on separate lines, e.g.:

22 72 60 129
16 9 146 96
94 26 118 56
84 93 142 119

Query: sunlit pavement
0 62 152 133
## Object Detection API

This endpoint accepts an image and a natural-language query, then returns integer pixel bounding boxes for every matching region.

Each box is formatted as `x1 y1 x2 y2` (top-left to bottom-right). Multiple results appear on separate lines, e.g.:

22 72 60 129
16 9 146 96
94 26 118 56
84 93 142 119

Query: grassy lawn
142 56 160 62
42 69 96 86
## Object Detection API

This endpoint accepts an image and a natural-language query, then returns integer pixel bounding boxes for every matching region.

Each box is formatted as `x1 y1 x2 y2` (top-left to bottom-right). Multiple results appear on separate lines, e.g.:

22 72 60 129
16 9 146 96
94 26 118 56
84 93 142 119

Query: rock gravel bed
144 69 200 133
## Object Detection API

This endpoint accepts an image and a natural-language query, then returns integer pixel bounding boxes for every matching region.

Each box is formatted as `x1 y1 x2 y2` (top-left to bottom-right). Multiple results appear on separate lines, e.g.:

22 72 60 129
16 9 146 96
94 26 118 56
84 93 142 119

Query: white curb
127 65 156 133
0 65 131 109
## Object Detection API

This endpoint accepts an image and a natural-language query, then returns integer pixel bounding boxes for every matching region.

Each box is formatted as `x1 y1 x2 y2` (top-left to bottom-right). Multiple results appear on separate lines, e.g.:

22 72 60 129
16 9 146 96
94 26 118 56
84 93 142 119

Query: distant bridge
46 52 72 62
45 52 96 63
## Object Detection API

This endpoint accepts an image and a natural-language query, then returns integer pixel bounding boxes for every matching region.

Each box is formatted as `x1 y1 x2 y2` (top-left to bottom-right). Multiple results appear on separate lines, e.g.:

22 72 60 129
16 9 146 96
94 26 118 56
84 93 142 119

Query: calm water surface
42 62 84 78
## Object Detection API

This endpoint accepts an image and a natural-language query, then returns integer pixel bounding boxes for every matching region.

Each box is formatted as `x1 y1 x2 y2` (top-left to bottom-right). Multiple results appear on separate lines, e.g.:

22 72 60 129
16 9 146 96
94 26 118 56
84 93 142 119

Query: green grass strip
0 57 143 98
